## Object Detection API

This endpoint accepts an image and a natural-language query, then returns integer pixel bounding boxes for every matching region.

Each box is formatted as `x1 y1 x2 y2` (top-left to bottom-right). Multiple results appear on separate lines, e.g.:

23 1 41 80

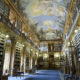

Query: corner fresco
20 0 70 40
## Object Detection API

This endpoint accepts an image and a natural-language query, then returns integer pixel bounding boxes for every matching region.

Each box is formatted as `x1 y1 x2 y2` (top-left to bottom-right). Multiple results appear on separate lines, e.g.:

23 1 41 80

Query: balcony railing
0 14 21 35
76 1 80 10
66 4 78 39
0 0 39 48
0 14 34 44
0 0 9 18
11 0 25 17
0 1 22 35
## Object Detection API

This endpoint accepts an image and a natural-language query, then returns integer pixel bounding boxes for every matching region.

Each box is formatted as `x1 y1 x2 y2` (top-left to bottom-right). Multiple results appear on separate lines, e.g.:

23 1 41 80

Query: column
70 42 76 77
3 39 11 75
35 54 38 66
20 46 24 72
24 52 26 73
9 37 16 76
65 53 69 74
20 46 26 73
29 49 33 70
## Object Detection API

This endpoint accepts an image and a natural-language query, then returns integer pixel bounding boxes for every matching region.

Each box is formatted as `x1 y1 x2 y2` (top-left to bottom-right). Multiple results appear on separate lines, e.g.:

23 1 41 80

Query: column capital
10 37 16 45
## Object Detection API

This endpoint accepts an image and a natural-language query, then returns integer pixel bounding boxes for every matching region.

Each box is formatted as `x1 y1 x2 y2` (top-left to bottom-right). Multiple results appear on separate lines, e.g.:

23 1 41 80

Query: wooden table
2 75 8 80
16 71 24 78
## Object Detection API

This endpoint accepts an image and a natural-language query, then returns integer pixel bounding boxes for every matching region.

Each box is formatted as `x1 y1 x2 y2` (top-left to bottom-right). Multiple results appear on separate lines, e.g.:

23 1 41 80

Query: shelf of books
14 43 21 73
26 53 29 70
77 44 80 73
0 33 6 79
75 33 80 46
74 32 80 61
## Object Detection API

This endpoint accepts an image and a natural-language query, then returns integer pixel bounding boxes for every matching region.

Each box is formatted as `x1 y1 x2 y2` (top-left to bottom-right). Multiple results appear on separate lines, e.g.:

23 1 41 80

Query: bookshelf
38 56 44 68
49 54 55 69
26 53 29 69
75 33 80 46
75 33 80 61
14 46 21 72
77 45 80 74
77 45 80 61
0 33 5 79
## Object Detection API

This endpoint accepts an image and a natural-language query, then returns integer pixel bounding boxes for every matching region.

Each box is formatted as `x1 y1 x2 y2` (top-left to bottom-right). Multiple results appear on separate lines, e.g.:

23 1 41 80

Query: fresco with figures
19 0 70 40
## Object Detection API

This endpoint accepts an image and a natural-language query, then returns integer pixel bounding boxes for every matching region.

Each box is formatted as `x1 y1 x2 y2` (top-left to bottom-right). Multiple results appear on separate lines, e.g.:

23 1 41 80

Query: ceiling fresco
20 0 70 40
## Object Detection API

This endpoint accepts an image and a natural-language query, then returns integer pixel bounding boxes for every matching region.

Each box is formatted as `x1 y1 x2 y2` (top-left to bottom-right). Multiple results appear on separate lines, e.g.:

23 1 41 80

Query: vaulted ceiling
20 0 71 41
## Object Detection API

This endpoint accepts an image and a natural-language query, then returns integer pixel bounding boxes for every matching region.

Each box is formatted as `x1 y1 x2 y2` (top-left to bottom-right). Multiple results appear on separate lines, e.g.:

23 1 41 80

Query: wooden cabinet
2 75 8 80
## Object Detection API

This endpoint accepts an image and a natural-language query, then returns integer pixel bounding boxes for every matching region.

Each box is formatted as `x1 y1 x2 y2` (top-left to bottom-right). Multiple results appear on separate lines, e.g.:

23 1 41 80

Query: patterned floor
24 70 61 80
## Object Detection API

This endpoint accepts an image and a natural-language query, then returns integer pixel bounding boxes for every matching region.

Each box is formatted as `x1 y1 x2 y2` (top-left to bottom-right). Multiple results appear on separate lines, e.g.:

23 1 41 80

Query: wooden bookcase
0 33 5 79
14 46 21 73
74 33 80 75
26 53 29 70
77 45 80 74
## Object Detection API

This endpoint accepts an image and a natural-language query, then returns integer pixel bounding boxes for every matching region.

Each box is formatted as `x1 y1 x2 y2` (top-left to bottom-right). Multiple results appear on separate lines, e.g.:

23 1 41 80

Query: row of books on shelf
14 46 21 69
26 56 29 66
0 36 5 77
77 45 80 62
75 33 80 45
